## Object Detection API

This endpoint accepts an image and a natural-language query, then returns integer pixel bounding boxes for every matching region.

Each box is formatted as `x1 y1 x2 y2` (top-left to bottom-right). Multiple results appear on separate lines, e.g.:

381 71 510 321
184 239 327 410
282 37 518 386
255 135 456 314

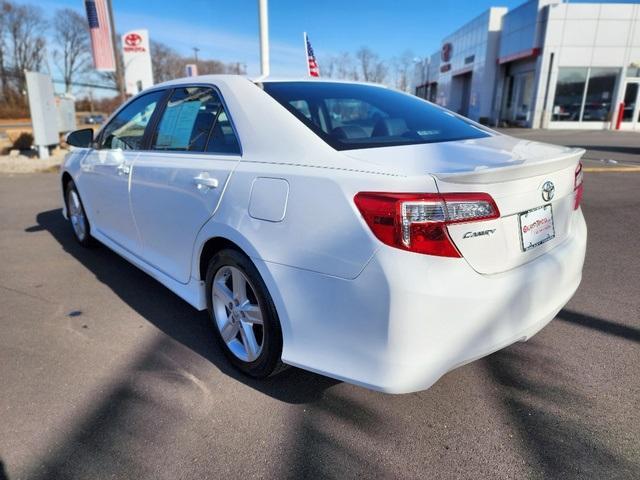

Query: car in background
83 114 105 125
61 76 587 393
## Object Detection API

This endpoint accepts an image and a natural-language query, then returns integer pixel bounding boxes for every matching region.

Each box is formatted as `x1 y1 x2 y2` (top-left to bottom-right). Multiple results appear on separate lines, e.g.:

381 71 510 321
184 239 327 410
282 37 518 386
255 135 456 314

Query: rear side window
205 110 241 154
152 86 240 154
263 82 490 150
99 90 164 150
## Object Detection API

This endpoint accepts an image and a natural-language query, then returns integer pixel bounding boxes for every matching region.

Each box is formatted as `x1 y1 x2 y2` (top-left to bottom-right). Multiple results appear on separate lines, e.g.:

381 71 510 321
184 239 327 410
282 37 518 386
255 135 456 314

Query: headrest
330 125 369 140
372 118 409 137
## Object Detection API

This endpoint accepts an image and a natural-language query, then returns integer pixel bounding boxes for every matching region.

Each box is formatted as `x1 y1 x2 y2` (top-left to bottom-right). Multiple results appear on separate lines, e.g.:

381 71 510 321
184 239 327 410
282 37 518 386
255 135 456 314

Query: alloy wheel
67 189 87 241
211 265 264 362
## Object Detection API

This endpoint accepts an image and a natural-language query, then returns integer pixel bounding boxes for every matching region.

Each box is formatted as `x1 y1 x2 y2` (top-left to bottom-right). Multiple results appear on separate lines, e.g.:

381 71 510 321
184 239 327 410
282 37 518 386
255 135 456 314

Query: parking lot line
584 167 640 173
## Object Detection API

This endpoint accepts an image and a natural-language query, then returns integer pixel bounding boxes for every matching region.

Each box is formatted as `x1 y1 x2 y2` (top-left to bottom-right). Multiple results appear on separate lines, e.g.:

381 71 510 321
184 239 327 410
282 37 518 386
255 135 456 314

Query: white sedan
62 75 587 393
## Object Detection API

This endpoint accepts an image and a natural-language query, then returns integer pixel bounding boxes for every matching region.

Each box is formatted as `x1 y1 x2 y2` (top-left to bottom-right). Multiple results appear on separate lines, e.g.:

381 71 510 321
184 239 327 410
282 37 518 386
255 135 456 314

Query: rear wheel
205 249 285 378
65 181 93 247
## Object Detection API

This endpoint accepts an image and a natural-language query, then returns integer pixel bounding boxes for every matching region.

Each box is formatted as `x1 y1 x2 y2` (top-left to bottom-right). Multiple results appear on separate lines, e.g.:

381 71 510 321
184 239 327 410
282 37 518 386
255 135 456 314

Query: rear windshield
262 81 490 150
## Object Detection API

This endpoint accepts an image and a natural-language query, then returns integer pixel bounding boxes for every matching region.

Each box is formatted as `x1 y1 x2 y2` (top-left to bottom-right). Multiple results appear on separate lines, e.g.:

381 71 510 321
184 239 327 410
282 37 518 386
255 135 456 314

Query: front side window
263 82 489 150
99 90 165 150
152 86 240 154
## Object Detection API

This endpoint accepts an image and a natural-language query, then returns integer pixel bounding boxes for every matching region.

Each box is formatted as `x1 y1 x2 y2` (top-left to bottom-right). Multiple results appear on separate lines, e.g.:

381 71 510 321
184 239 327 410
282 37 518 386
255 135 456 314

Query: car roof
152 74 389 90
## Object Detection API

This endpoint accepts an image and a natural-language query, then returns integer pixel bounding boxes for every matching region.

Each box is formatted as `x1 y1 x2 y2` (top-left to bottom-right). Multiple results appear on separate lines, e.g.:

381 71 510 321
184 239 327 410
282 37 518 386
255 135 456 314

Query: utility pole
258 0 269 78
193 47 200 70
106 0 125 101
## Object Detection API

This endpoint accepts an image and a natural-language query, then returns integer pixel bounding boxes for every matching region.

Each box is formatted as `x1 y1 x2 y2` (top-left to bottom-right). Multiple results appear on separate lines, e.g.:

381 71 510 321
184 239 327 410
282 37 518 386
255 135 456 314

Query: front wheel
65 180 94 247
205 249 285 378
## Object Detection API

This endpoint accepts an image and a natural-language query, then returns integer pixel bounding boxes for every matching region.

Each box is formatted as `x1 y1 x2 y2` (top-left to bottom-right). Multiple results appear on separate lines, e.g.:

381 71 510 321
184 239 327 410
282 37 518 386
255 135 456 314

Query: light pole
193 47 200 70
258 0 270 78
106 0 126 101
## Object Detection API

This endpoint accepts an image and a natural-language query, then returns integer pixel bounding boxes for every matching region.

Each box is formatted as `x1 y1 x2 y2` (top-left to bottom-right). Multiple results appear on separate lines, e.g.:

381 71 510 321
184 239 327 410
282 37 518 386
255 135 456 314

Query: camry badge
541 181 555 202
463 229 496 239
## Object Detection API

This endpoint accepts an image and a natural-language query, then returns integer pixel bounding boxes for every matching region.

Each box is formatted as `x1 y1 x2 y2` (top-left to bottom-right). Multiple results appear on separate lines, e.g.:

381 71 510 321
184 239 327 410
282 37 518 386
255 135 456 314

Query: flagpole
106 0 125 101
258 0 270 78
303 32 309 77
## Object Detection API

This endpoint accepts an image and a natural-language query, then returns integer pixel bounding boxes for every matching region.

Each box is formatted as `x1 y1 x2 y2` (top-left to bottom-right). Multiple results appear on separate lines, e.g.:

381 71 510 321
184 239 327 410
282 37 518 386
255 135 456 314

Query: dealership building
414 0 640 130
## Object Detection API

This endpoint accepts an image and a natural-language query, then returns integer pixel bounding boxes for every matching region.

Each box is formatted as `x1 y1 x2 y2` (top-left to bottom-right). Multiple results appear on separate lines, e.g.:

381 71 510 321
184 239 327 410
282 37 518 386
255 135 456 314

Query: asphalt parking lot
499 128 640 167
1 135 639 479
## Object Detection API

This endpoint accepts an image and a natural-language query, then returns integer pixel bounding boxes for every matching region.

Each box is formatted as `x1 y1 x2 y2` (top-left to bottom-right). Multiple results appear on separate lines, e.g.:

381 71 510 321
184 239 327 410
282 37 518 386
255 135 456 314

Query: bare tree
355 47 387 84
370 60 388 84
391 50 414 92
336 52 358 80
6 2 47 94
356 47 375 82
151 40 184 82
0 1 10 102
52 8 91 93
322 55 336 78
198 58 226 75
151 40 244 82
322 56 334 78
226 62 246 75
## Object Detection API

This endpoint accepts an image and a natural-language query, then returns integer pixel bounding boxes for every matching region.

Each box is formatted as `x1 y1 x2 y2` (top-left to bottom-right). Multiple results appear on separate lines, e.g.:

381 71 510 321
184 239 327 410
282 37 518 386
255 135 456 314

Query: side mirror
66 128 94 148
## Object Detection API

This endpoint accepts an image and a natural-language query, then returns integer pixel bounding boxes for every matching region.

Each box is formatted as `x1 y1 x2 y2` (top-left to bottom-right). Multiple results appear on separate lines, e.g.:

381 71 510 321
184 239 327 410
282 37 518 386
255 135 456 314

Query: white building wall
427 50 440 83
495 0 554 127
435 7 507 122
499 0 553 60
416 1 640 129
535 2 640 129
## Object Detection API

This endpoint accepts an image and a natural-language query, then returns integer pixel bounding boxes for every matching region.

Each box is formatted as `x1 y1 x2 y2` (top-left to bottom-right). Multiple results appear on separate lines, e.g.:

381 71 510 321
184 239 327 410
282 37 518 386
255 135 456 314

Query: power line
3 69 118 91
50 79 118 90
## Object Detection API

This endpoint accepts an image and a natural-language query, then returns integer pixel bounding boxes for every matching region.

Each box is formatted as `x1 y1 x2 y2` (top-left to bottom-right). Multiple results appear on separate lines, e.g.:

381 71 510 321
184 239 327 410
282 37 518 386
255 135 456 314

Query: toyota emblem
124 33 142 47
541 181 555 202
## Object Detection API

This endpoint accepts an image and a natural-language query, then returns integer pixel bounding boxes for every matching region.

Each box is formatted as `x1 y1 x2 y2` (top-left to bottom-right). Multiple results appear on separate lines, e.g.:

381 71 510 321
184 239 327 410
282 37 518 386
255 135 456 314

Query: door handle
116 163 131 176
193 173 219 191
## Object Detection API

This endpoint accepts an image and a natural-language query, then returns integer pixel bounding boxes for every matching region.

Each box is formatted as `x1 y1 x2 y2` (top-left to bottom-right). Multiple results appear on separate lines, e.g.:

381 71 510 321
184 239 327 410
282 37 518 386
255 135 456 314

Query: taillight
354 192 500 258
574 162 584 210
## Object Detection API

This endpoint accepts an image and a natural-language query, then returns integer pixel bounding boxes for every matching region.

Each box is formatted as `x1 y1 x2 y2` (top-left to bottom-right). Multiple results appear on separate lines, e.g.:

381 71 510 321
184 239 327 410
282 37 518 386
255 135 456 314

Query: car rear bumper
261 209 587 394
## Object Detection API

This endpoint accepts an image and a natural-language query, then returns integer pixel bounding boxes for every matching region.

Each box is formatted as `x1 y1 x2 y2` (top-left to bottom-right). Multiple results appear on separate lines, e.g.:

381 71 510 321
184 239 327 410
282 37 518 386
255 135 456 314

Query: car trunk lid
345 134 585 274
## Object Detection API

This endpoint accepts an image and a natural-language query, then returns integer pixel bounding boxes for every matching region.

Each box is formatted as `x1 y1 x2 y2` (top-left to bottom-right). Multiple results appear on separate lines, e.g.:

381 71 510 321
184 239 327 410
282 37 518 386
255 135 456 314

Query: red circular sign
441 43 453 63
124 33 143 47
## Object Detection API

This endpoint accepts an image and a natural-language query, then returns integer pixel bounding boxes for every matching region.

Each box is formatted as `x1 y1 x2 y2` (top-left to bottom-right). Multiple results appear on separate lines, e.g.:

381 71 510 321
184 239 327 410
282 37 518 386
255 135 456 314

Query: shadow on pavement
29 207 638 479
484 341 637 479
280 390 388 479
27 208 380 478
23 329 382 479
0 460 9 480
31 208 340 404
558 309 640 343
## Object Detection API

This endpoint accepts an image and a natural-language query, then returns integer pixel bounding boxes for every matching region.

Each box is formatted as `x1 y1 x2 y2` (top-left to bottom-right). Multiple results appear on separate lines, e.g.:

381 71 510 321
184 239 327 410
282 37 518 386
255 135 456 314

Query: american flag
85 0 116 71
304 32 320 77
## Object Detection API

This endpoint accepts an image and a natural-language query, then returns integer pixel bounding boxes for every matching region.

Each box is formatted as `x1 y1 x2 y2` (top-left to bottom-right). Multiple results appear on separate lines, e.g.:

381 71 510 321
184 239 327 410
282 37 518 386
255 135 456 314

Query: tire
65 180 94 247
205 248 285 378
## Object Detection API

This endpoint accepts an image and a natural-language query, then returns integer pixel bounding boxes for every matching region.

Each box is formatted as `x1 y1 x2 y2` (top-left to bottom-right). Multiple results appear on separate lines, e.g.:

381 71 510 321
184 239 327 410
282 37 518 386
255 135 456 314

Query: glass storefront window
552 68 587 121
582 68 618 122
552 67 620 123
622 83 638 121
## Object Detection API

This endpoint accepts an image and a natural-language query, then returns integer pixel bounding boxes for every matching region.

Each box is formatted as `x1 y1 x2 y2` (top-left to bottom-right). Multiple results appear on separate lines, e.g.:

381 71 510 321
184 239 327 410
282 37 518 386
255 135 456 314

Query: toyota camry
61 76 587 393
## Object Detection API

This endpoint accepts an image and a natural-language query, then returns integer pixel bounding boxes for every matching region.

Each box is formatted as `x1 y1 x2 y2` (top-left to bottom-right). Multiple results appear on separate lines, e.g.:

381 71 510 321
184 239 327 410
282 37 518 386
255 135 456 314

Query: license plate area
518 204 555 252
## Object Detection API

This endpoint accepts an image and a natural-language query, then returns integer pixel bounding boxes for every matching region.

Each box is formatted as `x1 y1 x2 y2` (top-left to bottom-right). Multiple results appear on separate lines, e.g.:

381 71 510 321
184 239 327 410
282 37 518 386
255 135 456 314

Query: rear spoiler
431 148 585 184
